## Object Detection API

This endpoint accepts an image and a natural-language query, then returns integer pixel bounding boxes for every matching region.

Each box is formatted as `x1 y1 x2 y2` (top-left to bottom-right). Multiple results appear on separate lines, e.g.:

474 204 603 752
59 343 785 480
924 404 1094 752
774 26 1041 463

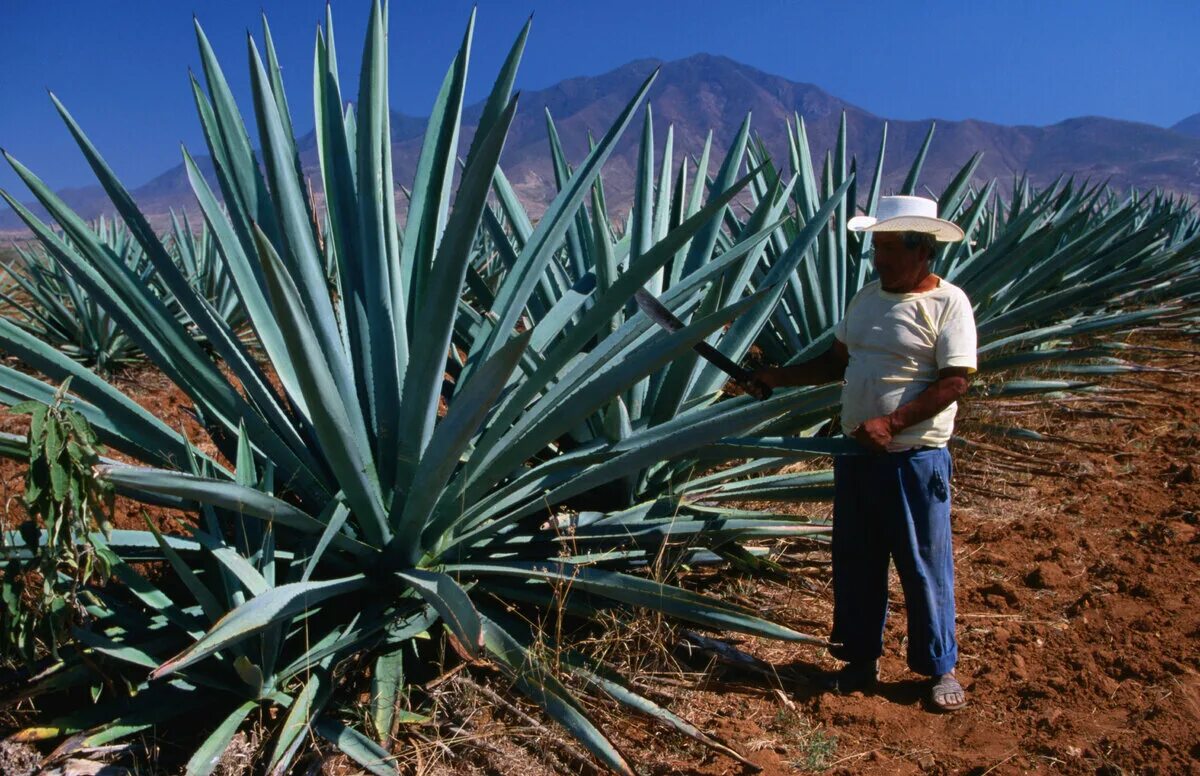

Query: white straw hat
847 195 965 242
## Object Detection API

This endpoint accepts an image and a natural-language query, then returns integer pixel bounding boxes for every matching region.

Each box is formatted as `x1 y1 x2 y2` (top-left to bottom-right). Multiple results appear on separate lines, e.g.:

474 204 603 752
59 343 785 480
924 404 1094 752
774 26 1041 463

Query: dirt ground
1 334 1198 775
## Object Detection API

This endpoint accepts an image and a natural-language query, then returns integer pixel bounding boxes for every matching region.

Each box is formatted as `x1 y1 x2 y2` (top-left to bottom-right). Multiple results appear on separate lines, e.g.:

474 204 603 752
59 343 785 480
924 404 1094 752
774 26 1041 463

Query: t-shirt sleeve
936 289 977 372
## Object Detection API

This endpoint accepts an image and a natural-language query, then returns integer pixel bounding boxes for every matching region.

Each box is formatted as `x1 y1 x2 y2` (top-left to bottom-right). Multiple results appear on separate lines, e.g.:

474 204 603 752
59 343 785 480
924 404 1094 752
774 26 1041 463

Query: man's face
871 232 932 292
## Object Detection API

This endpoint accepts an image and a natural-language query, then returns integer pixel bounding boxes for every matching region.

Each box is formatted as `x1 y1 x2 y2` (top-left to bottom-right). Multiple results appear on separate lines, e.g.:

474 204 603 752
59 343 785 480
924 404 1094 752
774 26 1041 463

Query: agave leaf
631 105 657 294
400 7 474 317
394 96 520 495
0 316 204 470
480 614 634 776
252 226 388 546
97 466 373 558
76 687 210 748
682 468 835 502
192 19 281 249
152 575 369 679
901 122 935 195
184 700 259 776
181 147 312 426
370 648 404 744
191 529 270 598
273 608 401 682
455 562 821 644
467 68 659 374
699 436 863 458
568 658 757 769
268 667 332 775
590 184 620 302
261 15 308 208
301 500 352 582
679 115 752 278
348 0 404 485
89 533 206 637
394 569 483 656
142 515 223 623
543 110 592 281
402 332 530 554
313 716 398 776
248 37 356 412
48 95 296 463
0 169 321 499
462 173 778 495
691 176 854 398
461 292 768 510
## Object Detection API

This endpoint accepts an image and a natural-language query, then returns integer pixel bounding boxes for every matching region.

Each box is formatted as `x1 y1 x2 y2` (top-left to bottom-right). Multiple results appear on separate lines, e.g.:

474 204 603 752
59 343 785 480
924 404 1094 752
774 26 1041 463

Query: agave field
0 2 1198 774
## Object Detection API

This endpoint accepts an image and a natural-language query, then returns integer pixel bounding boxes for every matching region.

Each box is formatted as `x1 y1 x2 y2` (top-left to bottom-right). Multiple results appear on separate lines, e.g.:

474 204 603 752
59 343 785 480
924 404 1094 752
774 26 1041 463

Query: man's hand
749 341 850 390
750 368 779 390
743 377 773 401
852 368 971 453
853 415 899 453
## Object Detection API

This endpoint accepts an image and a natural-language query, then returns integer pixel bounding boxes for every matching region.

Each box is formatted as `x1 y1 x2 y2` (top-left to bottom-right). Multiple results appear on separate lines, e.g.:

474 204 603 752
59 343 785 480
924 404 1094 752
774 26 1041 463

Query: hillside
4 53 1200 232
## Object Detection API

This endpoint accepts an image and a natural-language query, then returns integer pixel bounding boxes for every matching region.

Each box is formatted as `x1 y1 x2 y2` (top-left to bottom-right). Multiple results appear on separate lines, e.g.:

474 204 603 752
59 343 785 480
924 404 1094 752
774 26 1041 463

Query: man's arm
752 339 850 388
853 367 971 452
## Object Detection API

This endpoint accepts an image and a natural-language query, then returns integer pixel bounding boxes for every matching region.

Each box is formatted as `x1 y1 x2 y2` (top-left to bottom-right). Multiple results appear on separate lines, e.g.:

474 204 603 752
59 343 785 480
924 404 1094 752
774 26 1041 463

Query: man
753 195 976 712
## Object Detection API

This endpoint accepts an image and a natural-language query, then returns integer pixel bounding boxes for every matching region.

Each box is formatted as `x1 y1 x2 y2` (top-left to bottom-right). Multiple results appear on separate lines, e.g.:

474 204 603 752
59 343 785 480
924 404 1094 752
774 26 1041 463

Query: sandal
929 672 967 712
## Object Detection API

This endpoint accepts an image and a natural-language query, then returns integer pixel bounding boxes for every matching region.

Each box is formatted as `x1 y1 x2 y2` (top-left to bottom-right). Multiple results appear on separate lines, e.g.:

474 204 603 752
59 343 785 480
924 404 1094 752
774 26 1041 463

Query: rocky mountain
1171 113 1200 138
4 53 1200 233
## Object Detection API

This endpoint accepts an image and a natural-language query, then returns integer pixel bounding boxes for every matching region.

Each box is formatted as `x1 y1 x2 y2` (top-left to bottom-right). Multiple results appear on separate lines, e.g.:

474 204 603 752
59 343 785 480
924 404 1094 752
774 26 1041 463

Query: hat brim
847 215 965 242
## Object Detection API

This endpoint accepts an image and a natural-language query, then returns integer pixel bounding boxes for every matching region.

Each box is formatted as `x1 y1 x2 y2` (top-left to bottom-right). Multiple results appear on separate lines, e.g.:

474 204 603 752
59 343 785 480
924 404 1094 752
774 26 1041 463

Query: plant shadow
711 657 932 710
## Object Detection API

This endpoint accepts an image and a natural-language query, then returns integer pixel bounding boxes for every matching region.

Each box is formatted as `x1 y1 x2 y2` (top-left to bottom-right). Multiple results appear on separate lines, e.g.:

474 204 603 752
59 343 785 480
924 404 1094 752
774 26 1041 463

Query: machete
633 288 773 400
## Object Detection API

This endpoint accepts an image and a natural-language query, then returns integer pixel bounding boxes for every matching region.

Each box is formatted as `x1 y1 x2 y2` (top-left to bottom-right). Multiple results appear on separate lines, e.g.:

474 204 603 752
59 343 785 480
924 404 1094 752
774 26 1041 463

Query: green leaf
394 569 483 656
402 332 530 554
480 614 633 776
268 668 332 775
467 67 659 373
251 226 388 546
185 700 259 776
152 574 368 678
48 461 69 502
370 649 404 744
29 404 48 446
394 94 520 496
97 466 373 558
452 562 821 645
313 716 398 776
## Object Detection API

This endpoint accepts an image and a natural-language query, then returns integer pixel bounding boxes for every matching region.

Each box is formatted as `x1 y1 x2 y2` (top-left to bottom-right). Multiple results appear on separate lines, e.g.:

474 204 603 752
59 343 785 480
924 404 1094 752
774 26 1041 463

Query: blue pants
830 446 958 676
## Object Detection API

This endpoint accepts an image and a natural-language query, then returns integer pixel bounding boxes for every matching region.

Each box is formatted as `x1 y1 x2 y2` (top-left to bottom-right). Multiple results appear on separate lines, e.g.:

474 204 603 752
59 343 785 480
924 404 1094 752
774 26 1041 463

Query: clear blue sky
2 0 1198 193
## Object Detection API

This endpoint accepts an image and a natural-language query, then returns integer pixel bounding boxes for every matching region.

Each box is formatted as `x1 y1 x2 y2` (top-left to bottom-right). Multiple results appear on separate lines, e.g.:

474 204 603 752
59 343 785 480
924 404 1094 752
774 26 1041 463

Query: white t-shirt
834 278 977 451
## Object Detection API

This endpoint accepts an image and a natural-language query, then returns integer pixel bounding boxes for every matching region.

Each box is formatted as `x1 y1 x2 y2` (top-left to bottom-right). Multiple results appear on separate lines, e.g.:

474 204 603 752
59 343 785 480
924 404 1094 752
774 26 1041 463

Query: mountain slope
5 54 1200 232
1171 113 1200 138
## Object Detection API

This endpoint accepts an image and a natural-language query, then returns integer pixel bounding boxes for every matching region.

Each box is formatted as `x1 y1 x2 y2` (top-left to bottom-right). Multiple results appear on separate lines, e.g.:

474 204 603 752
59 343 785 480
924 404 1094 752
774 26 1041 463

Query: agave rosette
0 3 843 773
0 217 160 374
167 210 250 339
0 210 251 375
